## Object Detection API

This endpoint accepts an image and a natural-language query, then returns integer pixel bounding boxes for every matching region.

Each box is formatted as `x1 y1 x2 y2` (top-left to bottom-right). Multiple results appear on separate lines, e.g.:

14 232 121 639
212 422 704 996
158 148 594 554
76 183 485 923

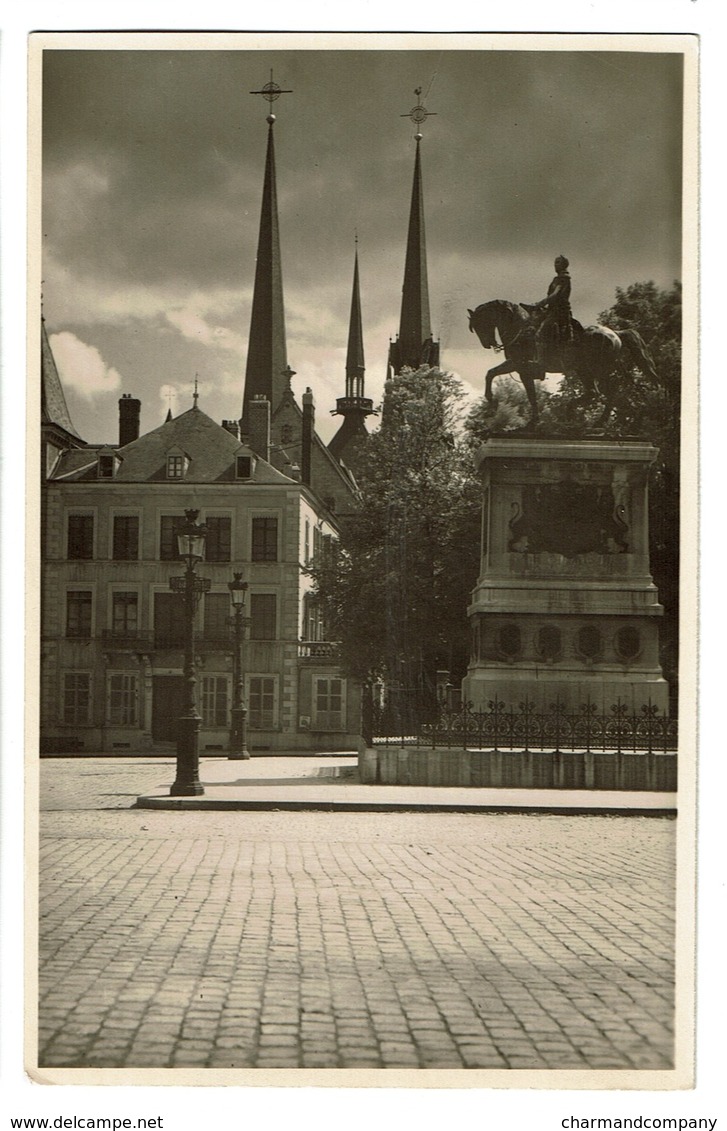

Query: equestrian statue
467 256 659 427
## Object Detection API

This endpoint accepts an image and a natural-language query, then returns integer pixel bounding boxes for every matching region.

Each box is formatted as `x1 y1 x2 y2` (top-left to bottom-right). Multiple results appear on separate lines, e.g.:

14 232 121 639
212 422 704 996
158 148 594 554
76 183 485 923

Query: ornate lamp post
169 509 210 796
228 571 251 760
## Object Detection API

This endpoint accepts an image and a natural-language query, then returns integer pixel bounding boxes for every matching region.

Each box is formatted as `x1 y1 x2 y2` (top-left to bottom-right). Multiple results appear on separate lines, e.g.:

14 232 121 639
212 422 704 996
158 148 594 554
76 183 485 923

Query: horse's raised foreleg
521 374 539 426
485 359 516 404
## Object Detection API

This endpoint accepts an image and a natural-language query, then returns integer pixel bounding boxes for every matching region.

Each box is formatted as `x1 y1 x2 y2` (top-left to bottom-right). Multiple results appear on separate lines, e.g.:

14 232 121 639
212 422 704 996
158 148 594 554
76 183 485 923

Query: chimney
119 394 141 446
222 419 240 440
247 395 271 462
302 388 314 486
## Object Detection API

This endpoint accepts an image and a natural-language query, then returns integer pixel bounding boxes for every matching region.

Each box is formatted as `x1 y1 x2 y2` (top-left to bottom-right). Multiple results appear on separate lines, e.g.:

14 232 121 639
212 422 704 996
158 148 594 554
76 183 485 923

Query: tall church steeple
388 119 439 377
329 243 374 469
242 106 289 430
41 317 82 442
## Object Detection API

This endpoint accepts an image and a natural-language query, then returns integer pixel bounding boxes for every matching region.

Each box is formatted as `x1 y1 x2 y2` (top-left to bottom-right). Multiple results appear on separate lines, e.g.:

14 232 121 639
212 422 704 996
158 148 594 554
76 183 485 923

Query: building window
304 598 325 642
615 626 641 662
251 516 278 562
154 592 185 648
249 594 277 640
166 453 186 479
159 515 185 561
112 592 139 636
313 677 345 731
63 672 91 724
66 591 92 637
108 673 137 726
97 453 116 479
236 455 253 479
205 516 232 562
67 514 94 560
201 676 229 727
203 592 230 646
249 676 276 729
280 424 293 445
112 515 139 561
304 519 311 563
535 625 562 663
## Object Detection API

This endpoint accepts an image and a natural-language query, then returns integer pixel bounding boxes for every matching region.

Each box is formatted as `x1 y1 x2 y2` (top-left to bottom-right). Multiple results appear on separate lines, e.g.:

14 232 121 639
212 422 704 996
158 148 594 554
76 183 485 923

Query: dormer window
166 447 189 480
236 454 255 480
97 449 120 479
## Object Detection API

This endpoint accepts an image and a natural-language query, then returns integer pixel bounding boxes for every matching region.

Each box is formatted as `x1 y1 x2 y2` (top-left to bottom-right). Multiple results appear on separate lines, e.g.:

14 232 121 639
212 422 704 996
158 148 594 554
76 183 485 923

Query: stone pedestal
462 437 669 713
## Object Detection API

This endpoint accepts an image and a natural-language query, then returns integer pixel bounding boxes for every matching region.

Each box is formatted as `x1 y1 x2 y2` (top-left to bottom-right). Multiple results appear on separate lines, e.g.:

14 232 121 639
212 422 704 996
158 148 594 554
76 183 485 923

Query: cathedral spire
242 103 289 429
388 98 440 377
329 240 374 469
345 241 365 399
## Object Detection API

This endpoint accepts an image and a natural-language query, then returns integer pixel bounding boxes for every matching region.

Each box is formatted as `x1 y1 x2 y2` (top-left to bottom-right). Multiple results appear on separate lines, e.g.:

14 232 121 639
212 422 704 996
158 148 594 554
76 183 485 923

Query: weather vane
250 69 293 120
400 86 437 137
193 373 199 408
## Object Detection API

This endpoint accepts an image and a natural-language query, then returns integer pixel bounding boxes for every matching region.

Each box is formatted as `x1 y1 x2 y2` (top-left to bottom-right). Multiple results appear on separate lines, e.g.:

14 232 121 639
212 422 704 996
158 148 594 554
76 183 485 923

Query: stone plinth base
462 668 669 714
465 436 670 715
359 745 676 792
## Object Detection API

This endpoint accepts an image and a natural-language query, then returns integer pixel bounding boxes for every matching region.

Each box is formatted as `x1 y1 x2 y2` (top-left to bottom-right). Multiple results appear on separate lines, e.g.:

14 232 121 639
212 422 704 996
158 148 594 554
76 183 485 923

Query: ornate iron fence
369 696 677 756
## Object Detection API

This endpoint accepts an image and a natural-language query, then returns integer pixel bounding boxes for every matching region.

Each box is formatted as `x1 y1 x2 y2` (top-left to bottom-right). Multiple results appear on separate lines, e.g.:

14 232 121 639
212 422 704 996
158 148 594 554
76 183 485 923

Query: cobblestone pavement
38 759 676 1071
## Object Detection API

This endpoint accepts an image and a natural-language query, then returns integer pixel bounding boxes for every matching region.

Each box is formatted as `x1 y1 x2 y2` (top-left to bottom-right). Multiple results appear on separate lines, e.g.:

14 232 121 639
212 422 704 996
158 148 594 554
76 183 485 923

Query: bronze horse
467 299 658 425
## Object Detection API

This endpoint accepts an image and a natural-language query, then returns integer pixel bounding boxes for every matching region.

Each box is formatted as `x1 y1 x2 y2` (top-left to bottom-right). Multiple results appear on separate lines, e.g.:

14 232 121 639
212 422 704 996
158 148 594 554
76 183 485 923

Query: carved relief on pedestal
507 479 630 556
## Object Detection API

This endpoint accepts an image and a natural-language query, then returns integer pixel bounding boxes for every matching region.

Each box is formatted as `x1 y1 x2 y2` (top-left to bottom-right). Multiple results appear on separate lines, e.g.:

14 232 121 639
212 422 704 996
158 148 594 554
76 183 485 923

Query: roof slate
49 407 295 485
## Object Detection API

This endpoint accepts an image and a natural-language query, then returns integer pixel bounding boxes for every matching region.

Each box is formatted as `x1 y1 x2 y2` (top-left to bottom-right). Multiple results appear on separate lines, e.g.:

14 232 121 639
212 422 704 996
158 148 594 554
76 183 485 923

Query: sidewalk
135 753 676 814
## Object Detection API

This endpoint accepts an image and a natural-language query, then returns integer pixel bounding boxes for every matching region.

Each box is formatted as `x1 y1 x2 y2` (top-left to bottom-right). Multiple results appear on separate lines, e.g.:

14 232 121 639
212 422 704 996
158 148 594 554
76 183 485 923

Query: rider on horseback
532 255 573 368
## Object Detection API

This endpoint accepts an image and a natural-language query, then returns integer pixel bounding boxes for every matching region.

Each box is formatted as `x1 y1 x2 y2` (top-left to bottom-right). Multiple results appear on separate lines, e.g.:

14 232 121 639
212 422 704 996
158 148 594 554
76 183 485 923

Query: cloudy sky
39 35 684 445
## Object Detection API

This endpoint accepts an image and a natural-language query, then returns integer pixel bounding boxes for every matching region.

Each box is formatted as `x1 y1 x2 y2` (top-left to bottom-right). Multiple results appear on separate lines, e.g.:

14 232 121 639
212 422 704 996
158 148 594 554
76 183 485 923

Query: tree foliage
596 281 682 697
310 367 480 694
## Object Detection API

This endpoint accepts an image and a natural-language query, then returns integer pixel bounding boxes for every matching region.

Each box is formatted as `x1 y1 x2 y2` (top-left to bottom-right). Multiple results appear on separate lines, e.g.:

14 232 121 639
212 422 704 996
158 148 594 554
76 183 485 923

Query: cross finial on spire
400 86 437 138
250 68 293 123
193 373 199 408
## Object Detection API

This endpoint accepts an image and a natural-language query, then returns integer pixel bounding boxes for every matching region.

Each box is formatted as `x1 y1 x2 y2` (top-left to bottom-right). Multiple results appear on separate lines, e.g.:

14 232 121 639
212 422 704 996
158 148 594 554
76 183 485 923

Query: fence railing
298 640 341 660
368 696 677 756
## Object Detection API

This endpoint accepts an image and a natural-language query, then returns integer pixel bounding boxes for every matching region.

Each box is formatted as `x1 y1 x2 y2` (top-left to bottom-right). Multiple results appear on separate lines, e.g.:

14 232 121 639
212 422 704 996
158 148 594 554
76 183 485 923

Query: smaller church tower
328 243 375 473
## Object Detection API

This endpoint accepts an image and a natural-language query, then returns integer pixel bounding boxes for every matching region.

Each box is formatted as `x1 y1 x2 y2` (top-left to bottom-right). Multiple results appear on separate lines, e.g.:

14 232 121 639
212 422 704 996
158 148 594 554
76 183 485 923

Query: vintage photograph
31 31 695 1083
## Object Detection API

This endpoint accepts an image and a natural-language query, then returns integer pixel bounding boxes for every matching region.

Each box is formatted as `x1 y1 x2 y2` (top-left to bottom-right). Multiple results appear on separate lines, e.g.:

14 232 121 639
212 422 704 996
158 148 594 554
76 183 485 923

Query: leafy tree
596 281 682 699
310 366 480 701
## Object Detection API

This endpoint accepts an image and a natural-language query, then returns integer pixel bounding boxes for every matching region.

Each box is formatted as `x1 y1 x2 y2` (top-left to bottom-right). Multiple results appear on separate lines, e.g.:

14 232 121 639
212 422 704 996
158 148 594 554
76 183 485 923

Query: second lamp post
169 509 210 797
228 571 251 760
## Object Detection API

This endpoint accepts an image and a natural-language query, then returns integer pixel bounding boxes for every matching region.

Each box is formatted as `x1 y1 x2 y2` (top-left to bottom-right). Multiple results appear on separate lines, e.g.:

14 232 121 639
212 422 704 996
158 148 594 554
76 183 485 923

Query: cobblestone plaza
37 758 676 1073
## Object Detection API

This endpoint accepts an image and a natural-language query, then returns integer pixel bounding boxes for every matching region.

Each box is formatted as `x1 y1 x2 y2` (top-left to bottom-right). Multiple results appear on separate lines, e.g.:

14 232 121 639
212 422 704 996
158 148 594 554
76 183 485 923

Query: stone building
40 378 359 753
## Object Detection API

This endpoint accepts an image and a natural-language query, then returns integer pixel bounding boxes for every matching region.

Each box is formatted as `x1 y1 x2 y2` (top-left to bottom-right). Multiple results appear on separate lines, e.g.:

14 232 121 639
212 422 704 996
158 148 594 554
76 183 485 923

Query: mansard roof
49 406 295 485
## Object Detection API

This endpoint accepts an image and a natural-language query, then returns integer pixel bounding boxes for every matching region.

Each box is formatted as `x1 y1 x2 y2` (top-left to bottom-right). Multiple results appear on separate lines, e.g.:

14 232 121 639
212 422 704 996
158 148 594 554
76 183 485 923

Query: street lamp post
228 571 251 760
169 509 210 796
